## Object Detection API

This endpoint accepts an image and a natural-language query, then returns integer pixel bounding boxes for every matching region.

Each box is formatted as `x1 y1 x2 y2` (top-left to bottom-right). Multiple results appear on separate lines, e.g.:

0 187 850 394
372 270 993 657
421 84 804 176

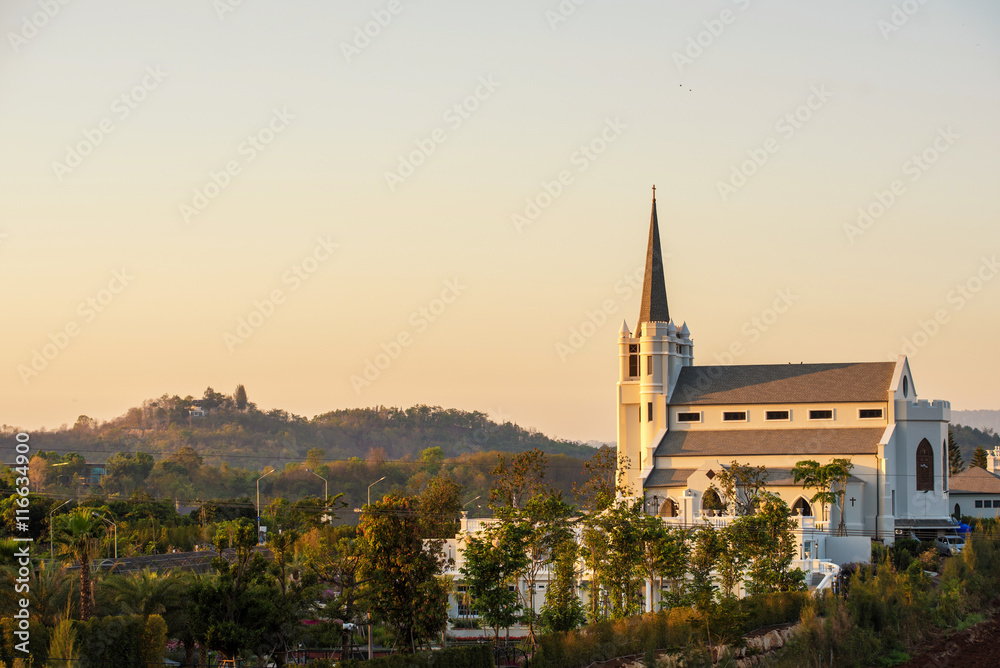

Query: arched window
916 438 934 491
943 439 948 492
659 498 679 518
791 497 813 517
954 503 961 518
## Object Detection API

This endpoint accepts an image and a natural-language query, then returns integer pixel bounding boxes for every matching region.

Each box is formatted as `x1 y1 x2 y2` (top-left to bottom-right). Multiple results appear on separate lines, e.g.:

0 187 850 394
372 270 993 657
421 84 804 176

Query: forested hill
24 388 597 467
952 423 1000 465
952 410 1000 435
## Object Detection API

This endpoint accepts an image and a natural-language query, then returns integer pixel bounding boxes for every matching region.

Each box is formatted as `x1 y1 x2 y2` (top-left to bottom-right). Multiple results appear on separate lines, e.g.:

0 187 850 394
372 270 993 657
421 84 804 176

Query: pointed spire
619 319 632 337
638 186 670 325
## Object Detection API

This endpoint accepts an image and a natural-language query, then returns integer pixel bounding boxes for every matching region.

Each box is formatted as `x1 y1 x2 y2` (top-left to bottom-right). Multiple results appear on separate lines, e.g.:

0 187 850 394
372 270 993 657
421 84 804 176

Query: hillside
25 387 598 467
952 409 1000 435
951 423 1000 466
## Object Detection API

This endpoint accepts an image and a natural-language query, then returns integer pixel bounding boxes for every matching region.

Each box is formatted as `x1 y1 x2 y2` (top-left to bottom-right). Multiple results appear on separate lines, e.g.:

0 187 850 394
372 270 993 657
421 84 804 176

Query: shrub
339 644 493 668
74 615 146 668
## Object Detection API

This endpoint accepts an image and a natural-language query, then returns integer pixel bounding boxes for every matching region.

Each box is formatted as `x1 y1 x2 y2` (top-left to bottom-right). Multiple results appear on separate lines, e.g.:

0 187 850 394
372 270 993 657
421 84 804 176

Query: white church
617 193 956 562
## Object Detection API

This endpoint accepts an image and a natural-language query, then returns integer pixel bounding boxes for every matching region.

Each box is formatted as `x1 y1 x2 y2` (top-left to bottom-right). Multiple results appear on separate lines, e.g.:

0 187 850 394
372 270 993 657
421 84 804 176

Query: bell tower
617 188 694 496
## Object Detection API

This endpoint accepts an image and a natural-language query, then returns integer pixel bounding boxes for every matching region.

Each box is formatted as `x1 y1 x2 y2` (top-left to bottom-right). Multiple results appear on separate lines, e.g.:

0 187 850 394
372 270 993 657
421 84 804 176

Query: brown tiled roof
949 467 1000 494
653 427 885 457
670 363 896 405
644 468 696 488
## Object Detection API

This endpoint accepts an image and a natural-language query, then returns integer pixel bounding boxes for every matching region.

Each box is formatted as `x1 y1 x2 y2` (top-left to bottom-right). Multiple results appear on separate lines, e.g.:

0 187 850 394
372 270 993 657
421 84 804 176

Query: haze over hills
952 410 1000 436
17 387 599 468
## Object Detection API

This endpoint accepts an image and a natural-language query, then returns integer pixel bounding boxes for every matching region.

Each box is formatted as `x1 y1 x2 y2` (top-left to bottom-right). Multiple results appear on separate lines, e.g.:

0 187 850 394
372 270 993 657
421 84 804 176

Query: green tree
299 525 369 661
417 473 463 539
56 508 105 620
103 451 155 495
234 384 248 411
738 494 806 595
581 497 645 620
460 520 528 643
537 535 586 633
505 491 575 641
573 446 617 512
710 461 769 516
948 429 965 475
791 458 855 536
971 446 989 470
419 446 445 474
489 448 548 510
305 447 325 470
358 494 449 652
636 515 690 612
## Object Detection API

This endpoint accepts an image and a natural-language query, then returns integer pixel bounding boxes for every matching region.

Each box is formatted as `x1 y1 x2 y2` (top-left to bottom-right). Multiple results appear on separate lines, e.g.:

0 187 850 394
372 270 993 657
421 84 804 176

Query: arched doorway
792 497 813 517
659 498 679 518
702 488 726 514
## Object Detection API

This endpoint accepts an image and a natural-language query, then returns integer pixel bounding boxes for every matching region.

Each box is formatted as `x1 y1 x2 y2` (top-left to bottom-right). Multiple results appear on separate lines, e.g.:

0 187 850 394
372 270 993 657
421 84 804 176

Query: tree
710 461 769 516
417 474 463 539
419 446 445 474
489 448 548 510
190 518 280 664
791 458 855 536
103 451 155 495
505 491 575 642
573 446 617 512
948 429 965 475
737 494 805 595
538 535 586 633
235 384 248 411
460 521 528 643
636 515 689 612
971 446 989 470
56 508 105 620
581 497 645 620
305 448 325 470
358 494 449 652
299 525 369 661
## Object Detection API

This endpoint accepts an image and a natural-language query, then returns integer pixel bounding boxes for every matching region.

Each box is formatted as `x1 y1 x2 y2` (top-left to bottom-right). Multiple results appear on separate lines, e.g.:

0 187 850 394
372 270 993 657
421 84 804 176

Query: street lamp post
49 499 72 558
305 468 329 523
366 475 386 660
257 469 275 540
92 511 118 559
367 476 386 507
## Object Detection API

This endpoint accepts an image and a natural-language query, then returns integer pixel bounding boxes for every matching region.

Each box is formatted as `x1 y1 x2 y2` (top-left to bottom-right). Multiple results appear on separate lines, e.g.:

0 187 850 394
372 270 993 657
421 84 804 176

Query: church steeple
638 187 670 325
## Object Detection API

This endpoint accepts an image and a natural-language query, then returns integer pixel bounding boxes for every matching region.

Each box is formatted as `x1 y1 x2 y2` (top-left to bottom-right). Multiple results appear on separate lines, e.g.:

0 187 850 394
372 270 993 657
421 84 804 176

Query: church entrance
659 498 679 518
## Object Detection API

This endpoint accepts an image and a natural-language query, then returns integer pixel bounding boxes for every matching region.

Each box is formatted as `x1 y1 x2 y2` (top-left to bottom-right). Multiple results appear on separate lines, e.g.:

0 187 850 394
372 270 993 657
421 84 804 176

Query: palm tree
97 569 184 619
30 561 74 627
56 508 104 620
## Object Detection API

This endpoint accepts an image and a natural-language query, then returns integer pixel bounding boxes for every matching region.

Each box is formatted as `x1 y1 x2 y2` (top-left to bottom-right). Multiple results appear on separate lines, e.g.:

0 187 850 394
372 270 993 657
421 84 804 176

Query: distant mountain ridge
25 390 598 467
952 409 1000 435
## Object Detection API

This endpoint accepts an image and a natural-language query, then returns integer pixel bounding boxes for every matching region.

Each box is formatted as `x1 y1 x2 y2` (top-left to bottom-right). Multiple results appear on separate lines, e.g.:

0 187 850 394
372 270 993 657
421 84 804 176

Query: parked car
935 535 965 556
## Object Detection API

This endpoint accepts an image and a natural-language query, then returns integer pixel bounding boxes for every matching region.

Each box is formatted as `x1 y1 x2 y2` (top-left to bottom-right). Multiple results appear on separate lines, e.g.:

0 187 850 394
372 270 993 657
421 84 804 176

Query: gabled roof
638 192 670 325
670 362 897 405
950 466 1000 495
653 427 885 457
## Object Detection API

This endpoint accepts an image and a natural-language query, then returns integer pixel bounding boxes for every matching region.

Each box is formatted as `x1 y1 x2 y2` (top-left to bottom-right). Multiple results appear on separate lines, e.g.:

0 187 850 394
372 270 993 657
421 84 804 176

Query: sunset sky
2 0 998 443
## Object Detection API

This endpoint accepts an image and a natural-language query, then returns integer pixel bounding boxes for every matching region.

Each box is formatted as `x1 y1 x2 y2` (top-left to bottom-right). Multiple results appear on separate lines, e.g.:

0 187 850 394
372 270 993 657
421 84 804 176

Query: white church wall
825 536 872 566
667 402 890 432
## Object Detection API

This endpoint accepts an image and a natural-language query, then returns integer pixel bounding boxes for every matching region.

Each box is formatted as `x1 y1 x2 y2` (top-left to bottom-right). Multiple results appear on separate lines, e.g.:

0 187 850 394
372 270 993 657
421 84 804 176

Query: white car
935 535 965 556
